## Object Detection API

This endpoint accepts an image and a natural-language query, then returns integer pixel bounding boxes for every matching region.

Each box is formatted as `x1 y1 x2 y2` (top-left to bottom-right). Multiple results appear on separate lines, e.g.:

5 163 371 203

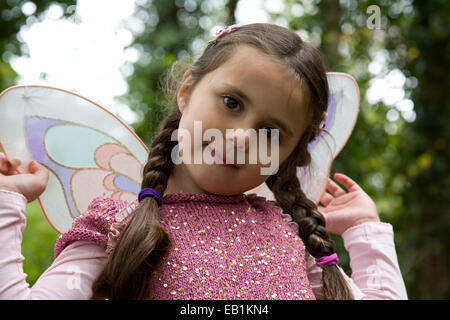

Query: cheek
180 98 222 134
244 163 272 183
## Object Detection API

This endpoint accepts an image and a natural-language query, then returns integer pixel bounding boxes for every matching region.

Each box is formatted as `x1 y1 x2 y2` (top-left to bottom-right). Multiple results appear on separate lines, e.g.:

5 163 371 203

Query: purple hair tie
315 253 339 267
138 188 163 207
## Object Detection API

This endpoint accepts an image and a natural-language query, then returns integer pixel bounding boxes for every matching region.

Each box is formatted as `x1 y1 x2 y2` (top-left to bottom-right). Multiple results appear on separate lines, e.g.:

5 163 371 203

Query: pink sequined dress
55 192 315 300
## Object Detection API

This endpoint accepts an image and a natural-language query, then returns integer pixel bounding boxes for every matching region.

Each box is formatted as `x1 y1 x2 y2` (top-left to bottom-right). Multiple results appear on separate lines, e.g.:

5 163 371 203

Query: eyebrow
220 83 294 136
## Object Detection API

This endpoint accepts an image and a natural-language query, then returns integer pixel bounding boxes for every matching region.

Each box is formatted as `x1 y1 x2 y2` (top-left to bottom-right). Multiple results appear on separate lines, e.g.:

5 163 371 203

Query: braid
268 156 354 300
142 111 181 193
91 110 181 300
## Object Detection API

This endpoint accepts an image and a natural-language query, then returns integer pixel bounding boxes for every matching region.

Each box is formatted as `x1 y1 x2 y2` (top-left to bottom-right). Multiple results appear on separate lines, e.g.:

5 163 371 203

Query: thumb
28 161 49 182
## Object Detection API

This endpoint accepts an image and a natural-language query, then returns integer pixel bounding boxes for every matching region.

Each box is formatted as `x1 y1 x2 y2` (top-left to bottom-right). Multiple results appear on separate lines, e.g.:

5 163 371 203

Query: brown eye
223 96 241 112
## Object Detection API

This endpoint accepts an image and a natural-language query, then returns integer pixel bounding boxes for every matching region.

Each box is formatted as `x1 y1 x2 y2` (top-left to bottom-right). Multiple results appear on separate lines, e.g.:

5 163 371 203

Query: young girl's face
168 45 309 196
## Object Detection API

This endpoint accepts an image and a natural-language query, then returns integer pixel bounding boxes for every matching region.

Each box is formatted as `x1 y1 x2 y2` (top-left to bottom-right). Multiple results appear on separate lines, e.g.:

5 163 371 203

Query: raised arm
306 173 408 299
0 189 108 299
0 154 113 299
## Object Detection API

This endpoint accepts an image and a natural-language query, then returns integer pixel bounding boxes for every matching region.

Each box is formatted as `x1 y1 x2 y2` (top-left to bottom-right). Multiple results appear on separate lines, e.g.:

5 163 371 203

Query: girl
0 23 407 300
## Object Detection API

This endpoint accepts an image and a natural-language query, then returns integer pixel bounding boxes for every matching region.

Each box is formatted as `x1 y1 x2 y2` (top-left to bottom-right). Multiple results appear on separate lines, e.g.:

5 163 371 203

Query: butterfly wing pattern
0 86 148 233
0 73 359 233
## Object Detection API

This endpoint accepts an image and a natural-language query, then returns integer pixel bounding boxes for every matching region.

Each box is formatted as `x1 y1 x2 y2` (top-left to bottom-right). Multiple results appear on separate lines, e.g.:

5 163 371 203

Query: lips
209 147 238 168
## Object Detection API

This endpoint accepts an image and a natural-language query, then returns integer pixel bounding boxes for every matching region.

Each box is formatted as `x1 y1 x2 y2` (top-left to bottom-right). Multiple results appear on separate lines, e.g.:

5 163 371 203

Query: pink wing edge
0 85 149 234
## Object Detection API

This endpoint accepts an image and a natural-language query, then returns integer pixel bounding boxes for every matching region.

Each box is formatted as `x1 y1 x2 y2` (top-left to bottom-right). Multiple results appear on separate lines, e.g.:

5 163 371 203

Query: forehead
210 46 305 98
205 45 309 134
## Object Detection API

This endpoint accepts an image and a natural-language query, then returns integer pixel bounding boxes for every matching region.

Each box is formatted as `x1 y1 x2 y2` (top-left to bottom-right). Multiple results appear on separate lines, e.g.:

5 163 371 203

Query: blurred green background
0 0 448 299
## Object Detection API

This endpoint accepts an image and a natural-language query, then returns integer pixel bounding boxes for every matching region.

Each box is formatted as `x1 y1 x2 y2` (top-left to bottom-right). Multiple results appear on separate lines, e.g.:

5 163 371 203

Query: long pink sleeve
306 221 408 299
0 189 107 299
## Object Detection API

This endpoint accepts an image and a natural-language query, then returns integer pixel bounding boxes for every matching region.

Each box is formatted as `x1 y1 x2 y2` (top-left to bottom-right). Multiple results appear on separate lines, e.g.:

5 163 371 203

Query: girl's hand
0 152 49 203
317 173 380 236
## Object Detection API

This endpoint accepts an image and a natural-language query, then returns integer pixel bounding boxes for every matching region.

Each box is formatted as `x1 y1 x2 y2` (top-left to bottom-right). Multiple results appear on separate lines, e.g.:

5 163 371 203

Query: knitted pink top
54 193 315 300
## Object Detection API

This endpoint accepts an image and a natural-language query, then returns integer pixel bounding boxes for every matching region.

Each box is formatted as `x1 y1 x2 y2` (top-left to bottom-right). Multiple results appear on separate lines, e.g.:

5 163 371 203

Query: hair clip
214 24 239 40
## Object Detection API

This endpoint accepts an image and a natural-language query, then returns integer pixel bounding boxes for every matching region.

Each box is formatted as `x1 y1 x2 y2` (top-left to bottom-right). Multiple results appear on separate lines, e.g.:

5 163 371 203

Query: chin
199 175 264 196
191 170 240 195
187 163 265 196
197 178 244 196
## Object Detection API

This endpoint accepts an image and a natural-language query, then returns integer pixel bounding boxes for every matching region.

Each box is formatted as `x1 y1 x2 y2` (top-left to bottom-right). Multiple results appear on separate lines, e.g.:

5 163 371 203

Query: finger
319 190 334 207
326 177 347 198
333 173 362 193
0 158 8 173
9 158 22 167
28 161 49 184
0 153 9 172
0 157 20 175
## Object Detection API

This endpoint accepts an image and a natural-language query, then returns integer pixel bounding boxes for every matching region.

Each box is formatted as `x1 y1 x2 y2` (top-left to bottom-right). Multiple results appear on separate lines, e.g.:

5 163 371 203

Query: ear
177 70 194 113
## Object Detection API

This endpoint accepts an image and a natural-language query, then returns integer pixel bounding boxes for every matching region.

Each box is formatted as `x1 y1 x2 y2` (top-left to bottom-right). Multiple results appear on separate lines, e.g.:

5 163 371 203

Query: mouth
208 146 239 169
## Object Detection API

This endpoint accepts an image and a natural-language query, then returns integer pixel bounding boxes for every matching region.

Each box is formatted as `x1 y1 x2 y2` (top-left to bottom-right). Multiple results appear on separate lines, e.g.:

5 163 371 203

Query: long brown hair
91 23 353 300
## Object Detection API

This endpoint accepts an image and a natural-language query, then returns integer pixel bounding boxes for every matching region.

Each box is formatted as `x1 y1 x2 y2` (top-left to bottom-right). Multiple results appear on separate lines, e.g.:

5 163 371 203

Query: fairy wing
0 86 148 233
245 72 360 205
